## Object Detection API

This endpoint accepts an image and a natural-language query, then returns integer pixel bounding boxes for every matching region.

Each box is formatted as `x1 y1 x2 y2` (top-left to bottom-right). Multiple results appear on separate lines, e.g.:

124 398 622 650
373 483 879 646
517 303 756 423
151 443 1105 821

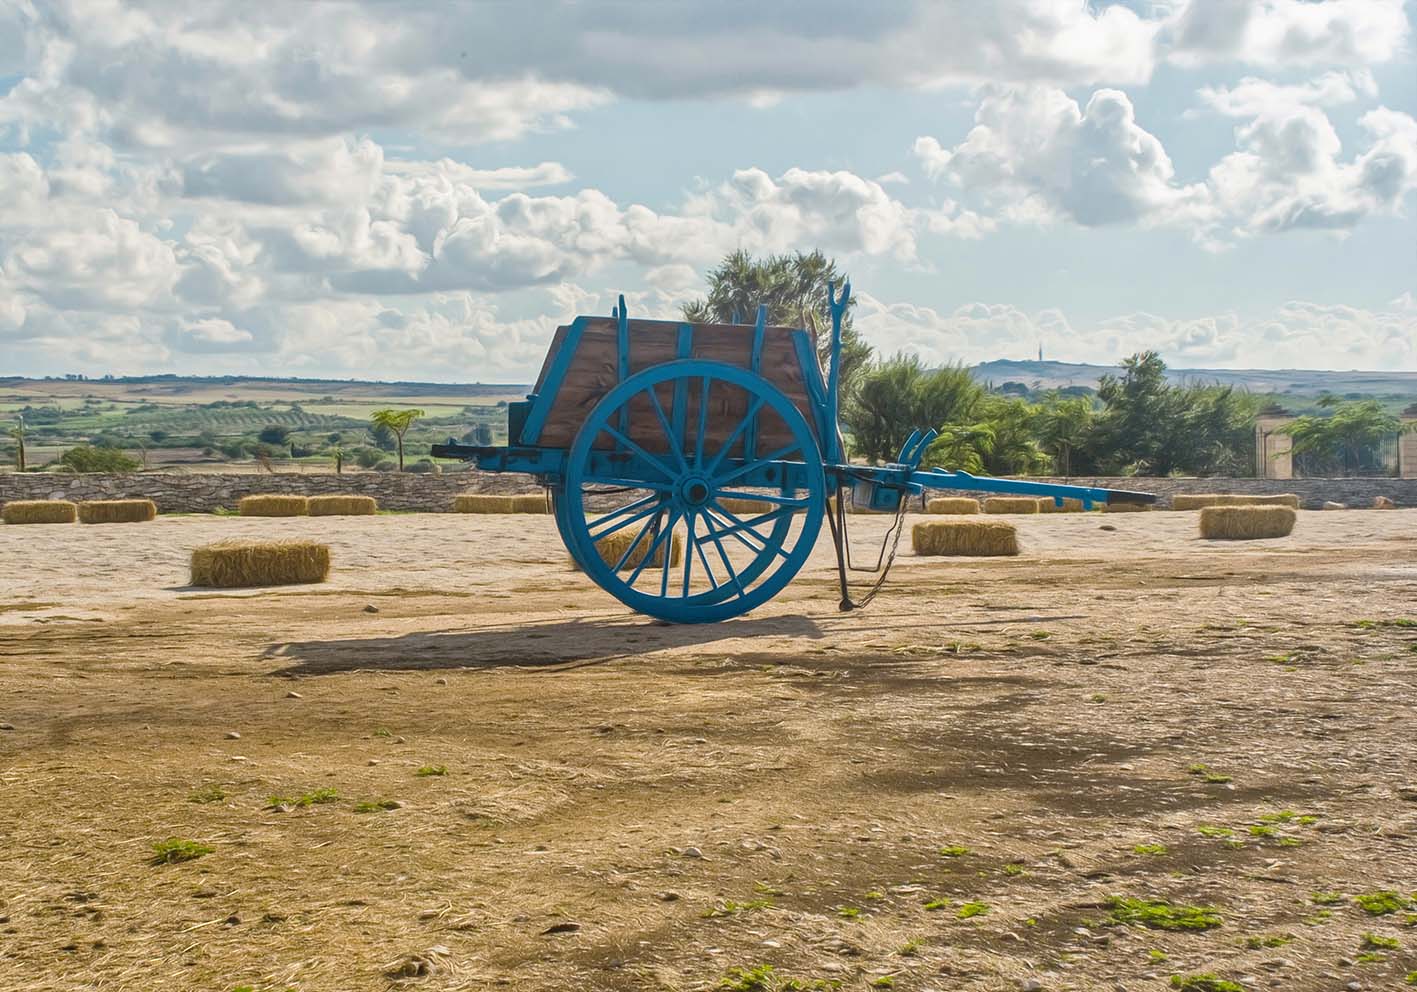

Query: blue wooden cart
433 285 1153 622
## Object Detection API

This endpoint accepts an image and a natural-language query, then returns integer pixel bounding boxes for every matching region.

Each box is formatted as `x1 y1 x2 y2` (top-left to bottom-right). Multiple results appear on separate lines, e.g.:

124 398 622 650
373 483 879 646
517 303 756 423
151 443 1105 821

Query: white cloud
915 86 1212 229
918 80 1417 243
1168 0 1410 68
855 292 1417 371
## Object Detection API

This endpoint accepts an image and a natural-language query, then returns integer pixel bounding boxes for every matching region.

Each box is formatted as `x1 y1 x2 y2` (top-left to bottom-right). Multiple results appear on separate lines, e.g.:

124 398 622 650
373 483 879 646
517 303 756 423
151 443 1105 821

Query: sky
0 0 1415 383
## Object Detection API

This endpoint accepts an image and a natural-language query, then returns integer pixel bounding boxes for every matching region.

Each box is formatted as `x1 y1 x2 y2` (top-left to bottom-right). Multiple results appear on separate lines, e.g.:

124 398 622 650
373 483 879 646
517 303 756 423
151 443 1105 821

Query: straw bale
190 540 331 587
912 519 1019 557
308 495 377 516
238 494 309 517
1 500 78 524
924 497 980 515
1198 506 1296 540
77 499 157 524
983 496 1040 514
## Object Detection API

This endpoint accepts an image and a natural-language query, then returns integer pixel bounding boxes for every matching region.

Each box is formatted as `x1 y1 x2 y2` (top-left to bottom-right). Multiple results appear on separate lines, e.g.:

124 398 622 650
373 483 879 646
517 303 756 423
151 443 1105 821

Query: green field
0 375 527 472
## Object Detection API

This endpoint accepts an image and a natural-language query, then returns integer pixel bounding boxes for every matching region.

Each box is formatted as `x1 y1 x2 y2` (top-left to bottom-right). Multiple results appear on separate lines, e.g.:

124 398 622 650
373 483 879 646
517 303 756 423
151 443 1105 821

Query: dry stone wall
1 471 1414 513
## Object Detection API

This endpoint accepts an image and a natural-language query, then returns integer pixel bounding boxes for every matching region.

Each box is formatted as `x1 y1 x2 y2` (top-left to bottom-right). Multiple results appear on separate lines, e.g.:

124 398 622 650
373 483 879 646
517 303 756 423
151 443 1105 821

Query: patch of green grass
1356 891 1411 916
1029 630 1052 640
1169 975 1244 992
864 890 885 902
267 787 339 808
1003 863 1026 876
1406 971 1417 985
956 901 988 919
1258 810 1317 825
938 845 970 857
869 979 894 989
1187 764 1232 784
1355 952 1386 964
1304 909 1333 926
151 838 213 864
897 938 922 957
1247 825 1277 838
923 898 948 911
835 906 861 920
1133 843 1169 855
1108 897 1222 931
1277 837 1302 848
1354 618 1417 629
1310 891 1344 905
353 799 400 813
718 965 775 991
1197 825 1233 838
1148 949 1169 963
188 784 228 804
415 765 448 777
372 727 394 738
1243 934 1292 949
704 899 773 918
1362 932 1400 950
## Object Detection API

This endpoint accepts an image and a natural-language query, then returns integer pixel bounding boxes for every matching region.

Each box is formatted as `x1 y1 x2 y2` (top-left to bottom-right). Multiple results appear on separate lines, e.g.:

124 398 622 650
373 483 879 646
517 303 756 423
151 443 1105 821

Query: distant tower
1037 341 1043 362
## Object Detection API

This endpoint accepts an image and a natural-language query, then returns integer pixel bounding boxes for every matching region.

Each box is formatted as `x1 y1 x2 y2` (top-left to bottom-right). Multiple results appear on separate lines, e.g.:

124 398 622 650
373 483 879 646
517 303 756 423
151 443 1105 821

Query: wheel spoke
705 396 764 476
587 498 662 542
611 509 661 572
699 511 745 595
602 424 679 483
645 387 689 473
692 517 720 591
704 503 792 561
712 442 802 487
680 510 695 597
693 376 711 469
578 475 675 493
626 509 679 588
715 489 811 508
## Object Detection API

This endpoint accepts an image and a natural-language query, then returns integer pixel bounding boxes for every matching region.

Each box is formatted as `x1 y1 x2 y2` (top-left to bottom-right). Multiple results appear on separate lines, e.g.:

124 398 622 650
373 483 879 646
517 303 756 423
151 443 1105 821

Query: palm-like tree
369 408 425 471
1036 395 1094 476
682 249 873 394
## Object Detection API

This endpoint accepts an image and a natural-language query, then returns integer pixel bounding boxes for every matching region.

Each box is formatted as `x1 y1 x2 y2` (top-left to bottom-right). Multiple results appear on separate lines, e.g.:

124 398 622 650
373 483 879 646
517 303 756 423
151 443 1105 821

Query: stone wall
1 470 1415 512
929 476 1417 510
0 469 535 513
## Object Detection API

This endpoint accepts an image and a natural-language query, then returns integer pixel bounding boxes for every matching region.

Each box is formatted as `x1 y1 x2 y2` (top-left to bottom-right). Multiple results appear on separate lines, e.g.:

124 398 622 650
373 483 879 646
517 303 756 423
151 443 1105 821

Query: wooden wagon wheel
561 360 825 623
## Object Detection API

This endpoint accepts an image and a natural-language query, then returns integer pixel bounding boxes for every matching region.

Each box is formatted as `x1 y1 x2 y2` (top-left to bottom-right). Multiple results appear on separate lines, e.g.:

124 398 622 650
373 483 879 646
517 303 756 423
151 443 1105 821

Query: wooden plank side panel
531 319 823 459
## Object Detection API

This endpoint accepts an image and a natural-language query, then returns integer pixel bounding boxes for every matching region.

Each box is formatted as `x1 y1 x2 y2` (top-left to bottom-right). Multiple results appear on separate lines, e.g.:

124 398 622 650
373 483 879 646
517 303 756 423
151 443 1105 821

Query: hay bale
77 499 157 524
1174 493 1299 510
454 494 514 513
983 496 1040 514
1 500 78 525
718 497 775 516
190 540 331 588
238 494 309 517
1374 496 1396 509
308 494 378 516
578 527 684 572
1198 506 1296 541
912 519 1019 557
1171 494 1222 510
1103 500 1150 513
510 493 549 514
1038 497 1089 513
925 497 980 515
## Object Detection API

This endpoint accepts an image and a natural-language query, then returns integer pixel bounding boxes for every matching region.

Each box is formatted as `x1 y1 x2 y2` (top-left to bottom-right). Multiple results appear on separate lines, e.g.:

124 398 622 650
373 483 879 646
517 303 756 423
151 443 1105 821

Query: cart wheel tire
562 359 825 623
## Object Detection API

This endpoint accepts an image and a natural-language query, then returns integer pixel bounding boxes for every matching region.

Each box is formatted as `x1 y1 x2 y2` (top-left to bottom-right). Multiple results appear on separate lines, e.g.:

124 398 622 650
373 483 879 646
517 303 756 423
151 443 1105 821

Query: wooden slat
530 319 821 457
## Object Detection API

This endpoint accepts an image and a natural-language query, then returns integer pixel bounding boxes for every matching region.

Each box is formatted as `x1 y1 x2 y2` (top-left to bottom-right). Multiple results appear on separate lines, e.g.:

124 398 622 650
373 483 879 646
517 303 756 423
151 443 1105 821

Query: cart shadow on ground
262 612 825 677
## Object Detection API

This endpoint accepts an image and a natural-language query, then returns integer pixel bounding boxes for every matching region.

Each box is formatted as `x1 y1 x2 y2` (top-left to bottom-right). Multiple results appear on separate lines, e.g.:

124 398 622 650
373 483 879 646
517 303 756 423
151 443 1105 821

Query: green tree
1035 394 1095 476
977 395 1050 475
923 422 994 473
1280 399 1408 476
843 355 984 464
258 424 290 445
8 417 25 472
58 445 140 473
683 249 874 396
369 408 425 471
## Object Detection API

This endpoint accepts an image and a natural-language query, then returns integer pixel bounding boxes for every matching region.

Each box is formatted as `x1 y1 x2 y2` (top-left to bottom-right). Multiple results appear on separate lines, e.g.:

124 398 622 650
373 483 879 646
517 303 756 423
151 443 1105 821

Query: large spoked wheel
562 359 825 623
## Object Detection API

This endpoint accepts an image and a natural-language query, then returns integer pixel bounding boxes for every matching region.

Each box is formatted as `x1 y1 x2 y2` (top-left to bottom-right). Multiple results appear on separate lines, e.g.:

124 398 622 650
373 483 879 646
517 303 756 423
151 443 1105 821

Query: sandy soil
1 509 1415 992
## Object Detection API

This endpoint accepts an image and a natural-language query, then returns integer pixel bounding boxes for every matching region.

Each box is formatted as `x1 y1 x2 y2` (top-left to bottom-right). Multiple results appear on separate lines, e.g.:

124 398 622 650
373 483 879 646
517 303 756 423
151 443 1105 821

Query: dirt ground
2 509 1415 992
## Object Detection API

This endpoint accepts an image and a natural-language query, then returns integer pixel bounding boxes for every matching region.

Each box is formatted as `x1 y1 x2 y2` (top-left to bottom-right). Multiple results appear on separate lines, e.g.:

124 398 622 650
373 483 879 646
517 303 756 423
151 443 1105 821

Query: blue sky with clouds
1 0 1414 381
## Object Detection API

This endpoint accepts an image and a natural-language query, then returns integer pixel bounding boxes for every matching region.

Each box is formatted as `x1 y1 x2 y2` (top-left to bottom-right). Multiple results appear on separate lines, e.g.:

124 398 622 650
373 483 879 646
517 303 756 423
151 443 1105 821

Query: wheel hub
677 475 713 508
